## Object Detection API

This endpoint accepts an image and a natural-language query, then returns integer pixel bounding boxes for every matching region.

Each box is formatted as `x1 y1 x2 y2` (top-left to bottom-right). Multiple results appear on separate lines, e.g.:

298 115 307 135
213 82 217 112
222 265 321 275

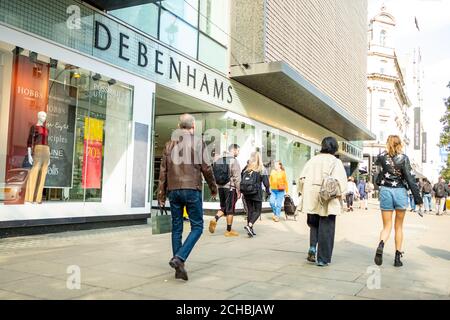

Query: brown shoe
224 230 239 237
169 256 188 281
209 219 217 234
273 216 280 222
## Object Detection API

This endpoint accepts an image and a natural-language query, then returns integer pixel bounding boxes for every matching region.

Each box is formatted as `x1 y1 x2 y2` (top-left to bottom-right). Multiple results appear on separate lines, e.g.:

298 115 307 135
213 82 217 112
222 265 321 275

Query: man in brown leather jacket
157 114 217 281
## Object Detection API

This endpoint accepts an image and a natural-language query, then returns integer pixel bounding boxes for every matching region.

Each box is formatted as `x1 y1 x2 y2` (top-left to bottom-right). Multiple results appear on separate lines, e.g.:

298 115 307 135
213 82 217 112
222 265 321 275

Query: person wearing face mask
25 111 50 204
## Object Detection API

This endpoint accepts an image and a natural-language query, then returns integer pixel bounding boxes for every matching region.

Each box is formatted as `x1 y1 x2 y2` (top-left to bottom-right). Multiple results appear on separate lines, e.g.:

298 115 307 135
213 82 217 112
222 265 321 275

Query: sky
368 0 450 179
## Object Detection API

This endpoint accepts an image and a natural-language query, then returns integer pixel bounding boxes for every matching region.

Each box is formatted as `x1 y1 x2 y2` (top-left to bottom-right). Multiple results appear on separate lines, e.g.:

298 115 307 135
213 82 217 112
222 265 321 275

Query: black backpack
240 170 260 195
213 156 232 185
284 195 297 217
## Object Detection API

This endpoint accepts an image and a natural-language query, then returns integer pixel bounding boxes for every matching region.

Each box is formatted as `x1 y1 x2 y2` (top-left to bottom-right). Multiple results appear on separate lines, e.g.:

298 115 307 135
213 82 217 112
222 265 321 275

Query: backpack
213 156 232 186
284 195 297 217
436 183 446 198
423 182 432 194
240 170 260 195
319 160 342 205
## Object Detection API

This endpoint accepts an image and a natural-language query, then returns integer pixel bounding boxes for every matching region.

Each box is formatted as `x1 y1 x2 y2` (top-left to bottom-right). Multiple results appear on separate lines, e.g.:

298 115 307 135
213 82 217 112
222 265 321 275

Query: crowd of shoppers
157 114 448 281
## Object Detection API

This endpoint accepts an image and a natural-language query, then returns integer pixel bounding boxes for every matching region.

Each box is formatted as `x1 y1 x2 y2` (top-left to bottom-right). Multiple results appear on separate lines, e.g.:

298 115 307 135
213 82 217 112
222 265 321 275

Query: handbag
23 125 36 169
22 155 32 168
152 205 172 235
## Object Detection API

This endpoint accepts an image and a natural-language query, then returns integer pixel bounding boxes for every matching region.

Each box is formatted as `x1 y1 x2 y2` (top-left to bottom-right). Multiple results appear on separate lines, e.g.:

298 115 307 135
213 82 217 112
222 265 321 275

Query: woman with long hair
269 160 289 222
374 135 423 267
241 152 270 237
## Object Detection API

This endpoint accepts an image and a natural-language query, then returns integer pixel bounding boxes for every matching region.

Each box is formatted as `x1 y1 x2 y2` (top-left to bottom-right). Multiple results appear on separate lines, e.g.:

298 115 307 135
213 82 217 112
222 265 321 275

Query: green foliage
439 82 450 180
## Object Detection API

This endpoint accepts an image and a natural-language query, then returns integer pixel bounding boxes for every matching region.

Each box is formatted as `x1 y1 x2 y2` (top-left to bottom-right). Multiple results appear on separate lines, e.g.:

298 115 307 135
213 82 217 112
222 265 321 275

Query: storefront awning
230 62 376 141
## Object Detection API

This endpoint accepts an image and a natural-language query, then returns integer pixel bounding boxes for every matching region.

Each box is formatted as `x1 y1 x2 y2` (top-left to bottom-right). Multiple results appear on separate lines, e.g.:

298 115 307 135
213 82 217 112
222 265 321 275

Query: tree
439 82 450 180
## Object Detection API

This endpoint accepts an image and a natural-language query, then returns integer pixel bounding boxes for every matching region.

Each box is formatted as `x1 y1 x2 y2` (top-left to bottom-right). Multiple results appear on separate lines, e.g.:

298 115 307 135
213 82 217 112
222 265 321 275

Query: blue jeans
423 193 432 211
168 189 203 262
409 194 416 211
270 189 285 217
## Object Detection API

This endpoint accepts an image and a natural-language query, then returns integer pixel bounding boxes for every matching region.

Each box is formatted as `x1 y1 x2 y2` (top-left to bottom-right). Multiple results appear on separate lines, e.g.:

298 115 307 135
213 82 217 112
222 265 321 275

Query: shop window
380 30 387 47
198 34 227 73
0 41 133 206
199 0 229 46
162 0 199 27
160 9 198 58
109 3 159 38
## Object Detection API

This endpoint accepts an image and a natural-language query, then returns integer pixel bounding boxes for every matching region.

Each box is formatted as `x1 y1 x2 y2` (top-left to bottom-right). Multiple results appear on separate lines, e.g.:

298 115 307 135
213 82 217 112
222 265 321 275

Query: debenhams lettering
94 21 233 104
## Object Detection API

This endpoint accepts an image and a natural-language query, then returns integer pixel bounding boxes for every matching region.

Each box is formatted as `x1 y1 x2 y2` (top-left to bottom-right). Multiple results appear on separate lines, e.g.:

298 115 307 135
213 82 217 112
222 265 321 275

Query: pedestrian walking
241 152 270 237
433 177 449 216
357 178 368 210
157 114 218 281
209 144 242 236
296 137 348 267
421 178 433 213
408 178 420 212
373 135 423 268
346 176 359 212
366 180 375 201
269 161 289 222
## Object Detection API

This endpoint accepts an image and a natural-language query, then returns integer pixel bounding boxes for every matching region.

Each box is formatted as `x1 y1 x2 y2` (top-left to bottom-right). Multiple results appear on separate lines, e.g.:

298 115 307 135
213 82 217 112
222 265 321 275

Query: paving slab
69 268 154 291
0 269 35 284
0 276 100 300
356 287 450 300
269 274 365 296
88 261 171 279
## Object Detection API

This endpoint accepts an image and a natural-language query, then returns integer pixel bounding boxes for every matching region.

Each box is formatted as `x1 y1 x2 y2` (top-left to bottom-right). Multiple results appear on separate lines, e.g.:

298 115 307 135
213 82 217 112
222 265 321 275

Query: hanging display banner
44 81 77 188
422 132 427 163
6 54 49 172
414 108 421 150
81 117 104 189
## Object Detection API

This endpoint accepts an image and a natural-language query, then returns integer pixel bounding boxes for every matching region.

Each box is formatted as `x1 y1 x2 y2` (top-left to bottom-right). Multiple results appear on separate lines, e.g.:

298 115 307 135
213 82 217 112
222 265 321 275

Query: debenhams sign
93 19 233 104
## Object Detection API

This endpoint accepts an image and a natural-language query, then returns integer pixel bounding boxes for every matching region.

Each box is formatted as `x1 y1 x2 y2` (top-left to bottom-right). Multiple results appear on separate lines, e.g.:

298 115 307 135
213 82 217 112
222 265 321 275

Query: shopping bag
152 205 172 235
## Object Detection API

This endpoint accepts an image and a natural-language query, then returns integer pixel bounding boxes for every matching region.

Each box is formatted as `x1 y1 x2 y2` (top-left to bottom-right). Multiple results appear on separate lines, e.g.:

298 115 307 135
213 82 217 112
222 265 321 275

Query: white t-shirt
347 181 358 195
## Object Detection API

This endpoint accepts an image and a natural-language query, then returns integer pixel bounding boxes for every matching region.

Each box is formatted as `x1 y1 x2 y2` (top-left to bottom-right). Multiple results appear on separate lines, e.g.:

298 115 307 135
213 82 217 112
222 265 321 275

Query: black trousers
245 198 262 225
307 214 336 264
346 193 354 208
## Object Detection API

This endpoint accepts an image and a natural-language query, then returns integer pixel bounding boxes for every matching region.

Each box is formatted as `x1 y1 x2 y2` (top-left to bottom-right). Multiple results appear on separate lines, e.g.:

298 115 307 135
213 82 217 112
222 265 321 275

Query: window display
25 111 50 203
0 40 134 206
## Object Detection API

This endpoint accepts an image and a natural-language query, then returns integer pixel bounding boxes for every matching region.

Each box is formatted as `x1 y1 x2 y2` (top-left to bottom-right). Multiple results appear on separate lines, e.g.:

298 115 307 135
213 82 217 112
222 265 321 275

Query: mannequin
25 111 50 204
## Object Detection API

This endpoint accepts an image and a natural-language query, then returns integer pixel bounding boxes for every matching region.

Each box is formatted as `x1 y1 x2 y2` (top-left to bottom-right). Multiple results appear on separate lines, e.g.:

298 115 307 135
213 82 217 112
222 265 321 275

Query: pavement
0 200 449 300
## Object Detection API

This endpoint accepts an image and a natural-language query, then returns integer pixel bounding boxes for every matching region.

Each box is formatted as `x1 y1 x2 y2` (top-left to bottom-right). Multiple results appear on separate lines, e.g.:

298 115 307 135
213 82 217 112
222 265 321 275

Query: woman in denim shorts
374 135 423 267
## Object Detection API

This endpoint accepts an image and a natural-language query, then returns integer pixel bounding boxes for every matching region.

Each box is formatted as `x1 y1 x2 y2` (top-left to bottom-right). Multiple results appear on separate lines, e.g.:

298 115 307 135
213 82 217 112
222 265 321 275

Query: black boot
394 250 404 267
374 240 384 266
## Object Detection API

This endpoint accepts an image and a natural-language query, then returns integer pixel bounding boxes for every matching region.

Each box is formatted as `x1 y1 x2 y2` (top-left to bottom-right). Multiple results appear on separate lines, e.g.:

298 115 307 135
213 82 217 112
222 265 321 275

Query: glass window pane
160 10 198 58
198 34 227 73
199 0 229 45
110 4 159 38
0 40 133 206
162 0 198 26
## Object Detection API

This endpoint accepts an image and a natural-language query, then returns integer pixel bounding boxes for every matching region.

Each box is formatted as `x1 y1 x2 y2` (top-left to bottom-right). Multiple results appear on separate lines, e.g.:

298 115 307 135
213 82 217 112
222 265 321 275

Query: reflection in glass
162 0 198 26
199 0 229 45
198 34 227 73
110 3 159 38
160 9 198 58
